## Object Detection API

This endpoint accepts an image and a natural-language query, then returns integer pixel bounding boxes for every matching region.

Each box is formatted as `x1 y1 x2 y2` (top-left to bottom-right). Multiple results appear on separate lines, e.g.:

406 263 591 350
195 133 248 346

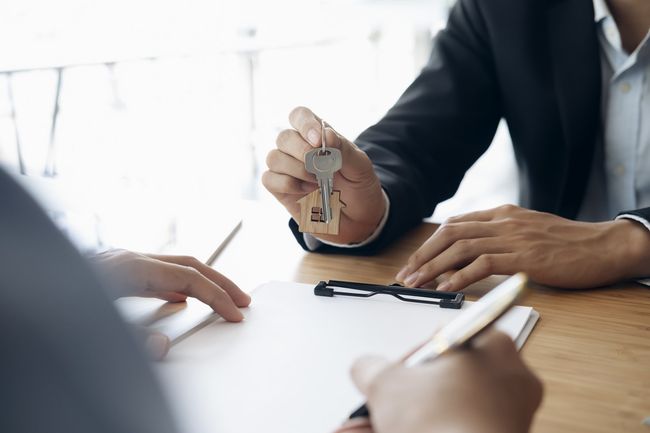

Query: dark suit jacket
0 168 178 433
290 0 650 252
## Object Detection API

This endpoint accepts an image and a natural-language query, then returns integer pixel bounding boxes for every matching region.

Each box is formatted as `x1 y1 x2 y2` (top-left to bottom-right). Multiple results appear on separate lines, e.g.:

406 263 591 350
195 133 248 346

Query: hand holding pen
334 273 543 433
334 329 543 433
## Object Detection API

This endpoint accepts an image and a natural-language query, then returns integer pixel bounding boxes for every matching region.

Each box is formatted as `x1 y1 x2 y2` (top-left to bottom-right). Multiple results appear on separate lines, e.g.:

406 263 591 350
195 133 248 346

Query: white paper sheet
157 281 539 433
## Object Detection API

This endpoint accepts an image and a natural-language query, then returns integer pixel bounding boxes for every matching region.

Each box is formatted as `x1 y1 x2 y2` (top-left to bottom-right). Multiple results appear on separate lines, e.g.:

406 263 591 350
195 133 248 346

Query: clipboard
158 281 540 433
314 279 464 308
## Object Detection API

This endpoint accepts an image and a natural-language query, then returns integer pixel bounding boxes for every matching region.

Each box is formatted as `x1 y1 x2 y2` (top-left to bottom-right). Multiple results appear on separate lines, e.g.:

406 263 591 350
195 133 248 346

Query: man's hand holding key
263 106 386 244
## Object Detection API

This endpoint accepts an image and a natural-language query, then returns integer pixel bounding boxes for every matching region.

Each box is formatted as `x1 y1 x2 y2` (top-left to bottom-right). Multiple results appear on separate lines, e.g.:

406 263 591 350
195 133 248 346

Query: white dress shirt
581 0 650 230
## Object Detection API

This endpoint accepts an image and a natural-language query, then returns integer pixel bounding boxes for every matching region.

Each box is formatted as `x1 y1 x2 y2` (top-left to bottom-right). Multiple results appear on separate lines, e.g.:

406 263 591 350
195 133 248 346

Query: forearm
352 0 503 248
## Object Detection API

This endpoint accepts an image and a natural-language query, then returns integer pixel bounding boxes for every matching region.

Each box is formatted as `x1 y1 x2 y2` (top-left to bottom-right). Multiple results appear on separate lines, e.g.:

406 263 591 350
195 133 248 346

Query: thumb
350 355 390 396
287 107 373 181
323 126 375 182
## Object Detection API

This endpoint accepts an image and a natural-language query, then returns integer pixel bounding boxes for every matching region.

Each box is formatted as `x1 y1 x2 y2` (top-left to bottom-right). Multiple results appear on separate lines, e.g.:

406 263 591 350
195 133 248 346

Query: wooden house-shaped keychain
296 190 346 235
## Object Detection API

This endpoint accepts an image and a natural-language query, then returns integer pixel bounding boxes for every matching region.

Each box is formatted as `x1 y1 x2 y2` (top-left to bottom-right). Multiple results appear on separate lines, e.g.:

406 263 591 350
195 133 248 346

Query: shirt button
620 82 631 93
614 164 626 176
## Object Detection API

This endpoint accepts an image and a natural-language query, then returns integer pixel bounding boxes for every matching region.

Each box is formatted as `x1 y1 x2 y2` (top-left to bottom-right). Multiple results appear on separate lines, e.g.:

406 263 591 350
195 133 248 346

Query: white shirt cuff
615 214 650 286
303 189 391 251
615 214 650 232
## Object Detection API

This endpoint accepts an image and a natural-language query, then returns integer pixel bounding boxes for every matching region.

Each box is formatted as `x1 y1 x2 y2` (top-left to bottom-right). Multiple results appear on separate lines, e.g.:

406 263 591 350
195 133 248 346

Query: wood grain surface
211 202 650 433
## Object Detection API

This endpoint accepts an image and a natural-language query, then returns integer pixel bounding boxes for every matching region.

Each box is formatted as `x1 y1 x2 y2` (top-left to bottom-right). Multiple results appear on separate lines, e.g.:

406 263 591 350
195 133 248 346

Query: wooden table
210 202 650 433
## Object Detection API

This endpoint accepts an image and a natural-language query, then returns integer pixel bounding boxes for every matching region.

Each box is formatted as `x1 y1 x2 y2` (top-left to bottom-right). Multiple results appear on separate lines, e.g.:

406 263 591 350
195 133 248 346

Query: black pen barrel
349 403 370 419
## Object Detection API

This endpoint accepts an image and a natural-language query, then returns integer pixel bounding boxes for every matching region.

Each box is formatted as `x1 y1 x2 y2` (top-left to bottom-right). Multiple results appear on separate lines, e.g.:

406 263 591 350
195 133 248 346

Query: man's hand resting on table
396 204 650 291
92 249 251 359
335 330 543 433
263 106 386 245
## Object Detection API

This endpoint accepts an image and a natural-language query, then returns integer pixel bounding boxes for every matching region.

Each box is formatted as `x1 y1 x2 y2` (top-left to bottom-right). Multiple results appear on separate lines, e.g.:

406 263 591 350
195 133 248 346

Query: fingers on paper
148 254 251 307
143 257 246 322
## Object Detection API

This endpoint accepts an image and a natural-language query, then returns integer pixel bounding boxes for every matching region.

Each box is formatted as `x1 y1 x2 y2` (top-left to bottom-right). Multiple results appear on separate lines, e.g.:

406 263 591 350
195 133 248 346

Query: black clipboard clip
314 279 464 309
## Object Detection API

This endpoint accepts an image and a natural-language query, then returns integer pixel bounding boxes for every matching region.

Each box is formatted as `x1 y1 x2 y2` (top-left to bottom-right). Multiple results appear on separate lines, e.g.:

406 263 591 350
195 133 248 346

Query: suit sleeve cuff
303 189 391 251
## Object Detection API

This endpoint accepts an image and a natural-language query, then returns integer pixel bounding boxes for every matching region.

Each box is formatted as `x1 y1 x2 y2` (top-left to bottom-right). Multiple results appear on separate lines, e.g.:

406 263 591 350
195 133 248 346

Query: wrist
87 248 137 299
610 219 650 279
323 182 386 245
353 184 388 243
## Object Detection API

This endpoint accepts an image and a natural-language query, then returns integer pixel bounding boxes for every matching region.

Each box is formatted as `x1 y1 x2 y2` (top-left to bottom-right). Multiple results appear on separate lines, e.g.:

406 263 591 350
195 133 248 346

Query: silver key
304 122 342 222
305 147 341 222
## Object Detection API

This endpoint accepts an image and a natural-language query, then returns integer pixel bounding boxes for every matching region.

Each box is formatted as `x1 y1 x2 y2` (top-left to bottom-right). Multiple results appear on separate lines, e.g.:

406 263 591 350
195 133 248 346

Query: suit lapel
546 0 601 218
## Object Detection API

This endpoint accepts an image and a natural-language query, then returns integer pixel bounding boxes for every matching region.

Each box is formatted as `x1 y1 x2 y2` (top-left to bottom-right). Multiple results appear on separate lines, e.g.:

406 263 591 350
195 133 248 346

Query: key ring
320 119 330 156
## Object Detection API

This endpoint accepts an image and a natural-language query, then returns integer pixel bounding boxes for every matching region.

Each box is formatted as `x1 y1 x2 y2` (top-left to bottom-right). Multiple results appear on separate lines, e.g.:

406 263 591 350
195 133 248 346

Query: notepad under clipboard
156 281 539 433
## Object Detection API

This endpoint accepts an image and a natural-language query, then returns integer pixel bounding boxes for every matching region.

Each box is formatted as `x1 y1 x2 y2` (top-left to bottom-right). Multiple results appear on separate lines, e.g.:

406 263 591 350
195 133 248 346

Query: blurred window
0 0 516 251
